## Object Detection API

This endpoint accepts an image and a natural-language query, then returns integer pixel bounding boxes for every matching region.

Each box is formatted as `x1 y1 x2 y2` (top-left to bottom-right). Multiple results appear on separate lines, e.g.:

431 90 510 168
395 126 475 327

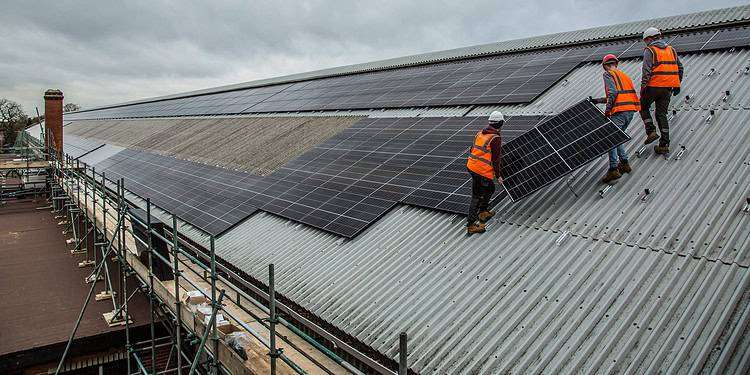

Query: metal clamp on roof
706 67 717 77
706 109 715 124
675 145 687 160
555 230 570 246
599 184 613 198
636 145 647 158
668 109 678 122
640 188 653 203
722 90 731 102
742 198 750 214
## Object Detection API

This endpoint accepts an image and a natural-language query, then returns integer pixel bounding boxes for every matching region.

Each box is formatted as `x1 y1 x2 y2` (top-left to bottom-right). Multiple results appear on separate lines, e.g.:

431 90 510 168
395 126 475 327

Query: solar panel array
91 149 261 235
77 101 627 238
64 26 750 121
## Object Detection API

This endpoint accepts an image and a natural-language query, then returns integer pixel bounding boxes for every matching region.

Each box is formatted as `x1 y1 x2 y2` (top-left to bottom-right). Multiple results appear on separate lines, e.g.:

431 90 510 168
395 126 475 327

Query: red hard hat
602 54 619 65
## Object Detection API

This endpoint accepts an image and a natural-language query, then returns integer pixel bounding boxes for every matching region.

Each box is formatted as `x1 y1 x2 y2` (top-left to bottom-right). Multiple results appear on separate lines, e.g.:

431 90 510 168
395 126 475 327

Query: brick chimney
44 89 64 160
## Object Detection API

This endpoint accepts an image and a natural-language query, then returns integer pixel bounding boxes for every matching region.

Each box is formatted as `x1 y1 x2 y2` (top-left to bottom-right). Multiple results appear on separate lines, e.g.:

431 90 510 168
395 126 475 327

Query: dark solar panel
92 149 262 236
701 26 750 51
502 100 629 200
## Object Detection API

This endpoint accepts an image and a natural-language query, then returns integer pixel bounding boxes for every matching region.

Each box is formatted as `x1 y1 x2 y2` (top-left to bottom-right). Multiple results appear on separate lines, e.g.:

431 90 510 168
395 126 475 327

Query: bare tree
63 103 81 113
0 98 29 146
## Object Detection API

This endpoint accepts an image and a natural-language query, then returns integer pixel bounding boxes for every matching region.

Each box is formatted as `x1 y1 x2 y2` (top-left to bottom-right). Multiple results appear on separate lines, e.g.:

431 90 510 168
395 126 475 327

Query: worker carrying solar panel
640 27 683 155
465 111 503 235
590 54 640 184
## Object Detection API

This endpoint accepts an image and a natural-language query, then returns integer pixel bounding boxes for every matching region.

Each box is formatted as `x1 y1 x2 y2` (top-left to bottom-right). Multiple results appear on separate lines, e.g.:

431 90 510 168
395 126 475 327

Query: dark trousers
640 87 673 146
467 171 495 225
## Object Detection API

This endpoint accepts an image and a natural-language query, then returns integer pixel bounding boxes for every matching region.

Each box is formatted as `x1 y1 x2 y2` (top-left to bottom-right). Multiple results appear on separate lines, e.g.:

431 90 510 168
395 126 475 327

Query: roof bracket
555 230 571 246
636 145 647 158
722 90 731 102
742 198 750 214
598 185 613 199
668 109 677 122
671 145 687 161
705 109 715 124
706 67 717 77
639 188 653 203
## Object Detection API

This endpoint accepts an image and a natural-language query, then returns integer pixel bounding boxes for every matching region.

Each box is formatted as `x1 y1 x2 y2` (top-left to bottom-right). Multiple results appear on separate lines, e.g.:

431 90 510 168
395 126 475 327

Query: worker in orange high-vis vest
591 54 641 184
640 27 683 155
465 111 503 235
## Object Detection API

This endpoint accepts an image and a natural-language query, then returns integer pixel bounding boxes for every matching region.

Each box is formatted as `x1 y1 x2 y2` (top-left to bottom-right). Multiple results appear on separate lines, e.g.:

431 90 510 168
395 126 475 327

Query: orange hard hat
602 54 619 65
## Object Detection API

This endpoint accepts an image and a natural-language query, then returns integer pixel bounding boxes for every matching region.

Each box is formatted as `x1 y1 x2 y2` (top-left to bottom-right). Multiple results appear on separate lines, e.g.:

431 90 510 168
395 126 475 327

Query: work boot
618 161 632 174
478 210 496 223
654 145 670 155
467 222 486 235
601 168 622 184
644 132 660 145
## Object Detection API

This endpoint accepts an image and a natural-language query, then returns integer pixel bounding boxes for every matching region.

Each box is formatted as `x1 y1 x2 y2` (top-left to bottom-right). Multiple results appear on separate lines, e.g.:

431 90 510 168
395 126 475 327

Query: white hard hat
488 111 505 123
643 27 661 40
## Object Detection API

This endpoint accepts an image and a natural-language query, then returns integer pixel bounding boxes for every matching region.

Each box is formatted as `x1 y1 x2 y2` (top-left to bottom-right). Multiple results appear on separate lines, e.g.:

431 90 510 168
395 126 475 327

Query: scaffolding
5 123 417 374
28 139 399 374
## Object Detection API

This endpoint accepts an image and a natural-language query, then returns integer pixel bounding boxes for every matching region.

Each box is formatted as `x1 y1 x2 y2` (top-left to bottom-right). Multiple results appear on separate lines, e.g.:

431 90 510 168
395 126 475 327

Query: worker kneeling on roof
640 26 683 155
591 54 640 184
465 111 503 235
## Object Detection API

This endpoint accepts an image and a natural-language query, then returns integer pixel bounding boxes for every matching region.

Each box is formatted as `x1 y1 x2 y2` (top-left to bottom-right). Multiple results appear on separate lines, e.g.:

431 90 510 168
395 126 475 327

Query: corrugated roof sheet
68 5 750 114
169 205 750 374
64 116 362 175
135 46 750 373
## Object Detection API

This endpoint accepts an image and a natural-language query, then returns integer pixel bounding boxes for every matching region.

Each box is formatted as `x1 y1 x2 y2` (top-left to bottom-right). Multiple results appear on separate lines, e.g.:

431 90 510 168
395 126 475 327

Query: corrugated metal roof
139 46 750 373
37 18 750 373
169 205 750 374
68 5 750 114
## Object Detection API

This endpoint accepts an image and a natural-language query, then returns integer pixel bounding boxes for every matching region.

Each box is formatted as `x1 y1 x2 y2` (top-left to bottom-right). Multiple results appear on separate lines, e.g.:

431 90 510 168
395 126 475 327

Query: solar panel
92 149 262 236
701 26 750 51
668 30 716 53
502 100 629 201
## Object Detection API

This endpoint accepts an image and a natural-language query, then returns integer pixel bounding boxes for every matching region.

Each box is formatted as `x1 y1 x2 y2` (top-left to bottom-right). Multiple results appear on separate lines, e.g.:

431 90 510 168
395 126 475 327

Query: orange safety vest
606 68 641 115
466 131 499 179
646 45 681 88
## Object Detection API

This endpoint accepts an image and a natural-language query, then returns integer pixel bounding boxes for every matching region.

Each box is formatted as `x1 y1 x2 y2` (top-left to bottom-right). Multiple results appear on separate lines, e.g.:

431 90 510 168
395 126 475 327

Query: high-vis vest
466 131 499 179
607 68 641 115
646 45 681 88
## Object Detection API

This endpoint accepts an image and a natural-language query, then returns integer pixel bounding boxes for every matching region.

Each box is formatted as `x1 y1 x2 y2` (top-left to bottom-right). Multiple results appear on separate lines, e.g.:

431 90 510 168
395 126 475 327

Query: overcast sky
0 0 745 114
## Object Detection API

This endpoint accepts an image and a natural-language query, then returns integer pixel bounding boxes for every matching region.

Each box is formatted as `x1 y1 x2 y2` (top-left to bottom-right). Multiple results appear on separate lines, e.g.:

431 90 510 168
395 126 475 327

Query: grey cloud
0 0 745 114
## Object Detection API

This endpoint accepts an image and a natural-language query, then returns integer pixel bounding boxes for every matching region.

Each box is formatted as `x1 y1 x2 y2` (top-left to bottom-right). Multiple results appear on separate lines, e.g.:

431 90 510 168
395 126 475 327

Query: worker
591 54 640 184
466 111 503 235
640 26 683 155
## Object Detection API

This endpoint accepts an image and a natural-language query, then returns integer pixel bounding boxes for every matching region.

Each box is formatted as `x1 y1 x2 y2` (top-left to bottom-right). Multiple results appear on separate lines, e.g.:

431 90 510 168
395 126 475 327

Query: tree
63 103 81 113
0 98 28 147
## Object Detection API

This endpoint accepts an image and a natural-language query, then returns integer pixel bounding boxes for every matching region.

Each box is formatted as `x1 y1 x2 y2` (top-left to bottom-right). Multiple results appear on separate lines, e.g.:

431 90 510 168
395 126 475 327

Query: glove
672 87 681 96
604 110 612 117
